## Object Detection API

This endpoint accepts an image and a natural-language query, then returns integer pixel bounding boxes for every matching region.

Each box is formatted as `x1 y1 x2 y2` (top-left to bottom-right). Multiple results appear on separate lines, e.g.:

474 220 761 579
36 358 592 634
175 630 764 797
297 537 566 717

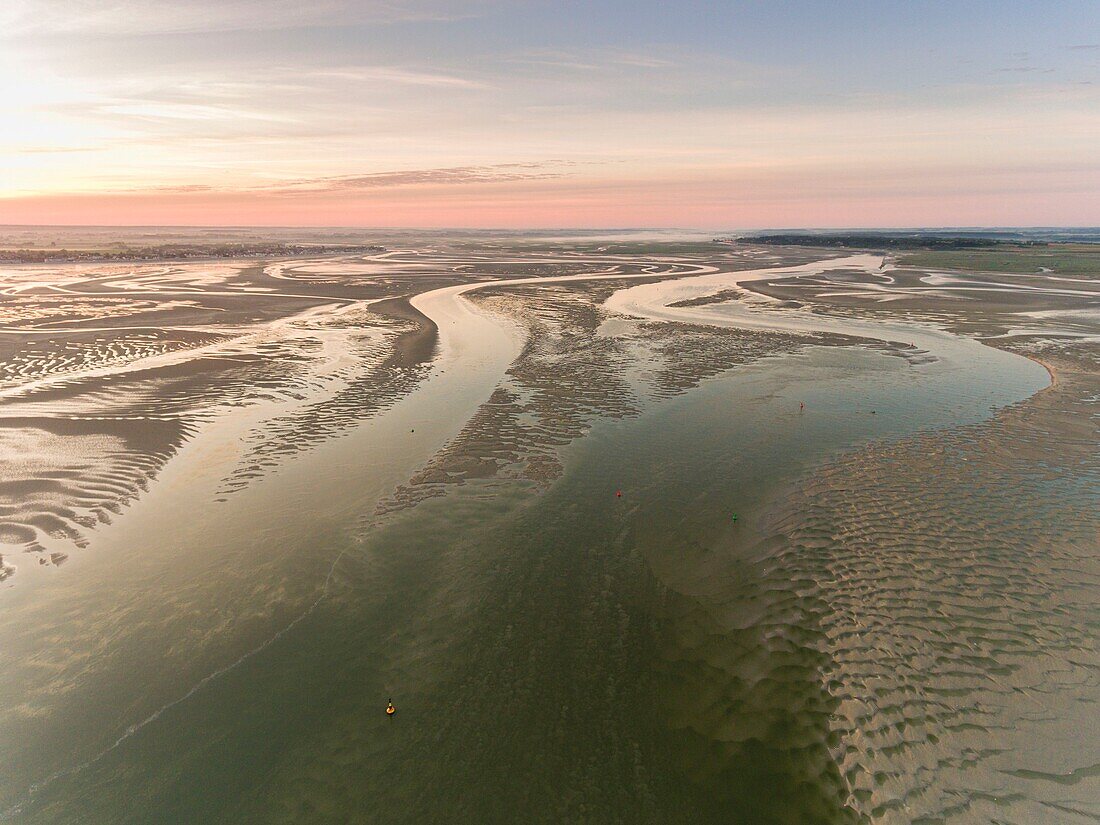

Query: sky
2 0 1099 228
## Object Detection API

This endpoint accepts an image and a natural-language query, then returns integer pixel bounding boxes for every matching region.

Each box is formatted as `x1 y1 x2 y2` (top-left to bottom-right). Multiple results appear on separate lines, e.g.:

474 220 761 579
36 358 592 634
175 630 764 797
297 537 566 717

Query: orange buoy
386 701 396 717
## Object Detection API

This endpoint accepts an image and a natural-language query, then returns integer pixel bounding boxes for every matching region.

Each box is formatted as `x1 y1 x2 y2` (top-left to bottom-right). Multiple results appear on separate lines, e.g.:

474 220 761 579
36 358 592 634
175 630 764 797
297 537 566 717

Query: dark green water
8 343 1048 824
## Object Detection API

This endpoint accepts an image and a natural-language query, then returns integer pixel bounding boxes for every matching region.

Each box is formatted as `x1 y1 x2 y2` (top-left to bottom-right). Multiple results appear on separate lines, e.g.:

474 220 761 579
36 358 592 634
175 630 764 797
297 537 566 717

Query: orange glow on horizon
3 173 1097 229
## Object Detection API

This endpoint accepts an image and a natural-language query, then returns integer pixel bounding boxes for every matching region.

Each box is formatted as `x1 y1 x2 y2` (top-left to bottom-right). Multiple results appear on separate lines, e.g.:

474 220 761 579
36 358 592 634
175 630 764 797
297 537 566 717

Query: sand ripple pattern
374 286 640 515
746 350 1099 823
0 347 307 562
217 304 436 497
0 419 188 555
374 280 866 519
0 329 227 392
639 320 854 399
0 251 469 584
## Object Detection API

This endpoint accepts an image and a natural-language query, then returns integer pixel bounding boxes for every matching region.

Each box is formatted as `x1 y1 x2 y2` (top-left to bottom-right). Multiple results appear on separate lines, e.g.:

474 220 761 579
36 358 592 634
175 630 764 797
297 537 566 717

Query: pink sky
5 160 1097 228
3 1 1099 227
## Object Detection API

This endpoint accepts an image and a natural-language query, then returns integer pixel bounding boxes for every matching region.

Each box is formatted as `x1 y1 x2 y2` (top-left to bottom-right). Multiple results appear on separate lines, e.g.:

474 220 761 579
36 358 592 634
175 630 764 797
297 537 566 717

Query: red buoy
616 490 622 498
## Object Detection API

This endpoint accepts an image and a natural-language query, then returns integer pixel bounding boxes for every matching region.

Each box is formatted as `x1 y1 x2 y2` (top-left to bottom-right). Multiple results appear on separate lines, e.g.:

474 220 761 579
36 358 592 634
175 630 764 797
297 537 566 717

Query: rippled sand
0 252 473 577
644 355 1098 823
0 244 760 579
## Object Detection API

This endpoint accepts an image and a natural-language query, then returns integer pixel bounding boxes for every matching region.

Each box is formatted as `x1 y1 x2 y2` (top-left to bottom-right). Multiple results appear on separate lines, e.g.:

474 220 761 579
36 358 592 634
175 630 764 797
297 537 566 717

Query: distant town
0 242 386 264
720 234 1044 250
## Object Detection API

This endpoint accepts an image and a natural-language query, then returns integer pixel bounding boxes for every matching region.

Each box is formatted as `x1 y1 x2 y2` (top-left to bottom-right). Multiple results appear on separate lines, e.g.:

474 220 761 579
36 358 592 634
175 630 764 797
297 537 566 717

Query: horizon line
3 224 1100 232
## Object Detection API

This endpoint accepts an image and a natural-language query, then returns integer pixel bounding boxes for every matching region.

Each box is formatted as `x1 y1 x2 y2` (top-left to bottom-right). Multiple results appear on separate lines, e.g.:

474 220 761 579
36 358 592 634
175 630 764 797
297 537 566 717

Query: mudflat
0 234 1096 824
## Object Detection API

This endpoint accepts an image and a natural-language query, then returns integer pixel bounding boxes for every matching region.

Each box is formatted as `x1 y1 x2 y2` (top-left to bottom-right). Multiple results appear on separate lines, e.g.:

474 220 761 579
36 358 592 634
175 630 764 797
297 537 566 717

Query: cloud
12 145 98 153
116 162 575 196
24 60 490 147
611 54 676 69
271 163 570 194
0 0 502 37
306 66 490 90
147 183 217 193
504 48 676 74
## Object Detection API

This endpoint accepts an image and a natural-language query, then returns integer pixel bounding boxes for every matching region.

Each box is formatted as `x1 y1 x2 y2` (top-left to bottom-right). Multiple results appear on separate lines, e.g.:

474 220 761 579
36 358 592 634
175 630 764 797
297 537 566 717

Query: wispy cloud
0 0 504 36
305 66 490 90
127 162 575 196
274 163 569 193
12 145 99 154
25 60 489 147
611 54 676 69
504 48 677 73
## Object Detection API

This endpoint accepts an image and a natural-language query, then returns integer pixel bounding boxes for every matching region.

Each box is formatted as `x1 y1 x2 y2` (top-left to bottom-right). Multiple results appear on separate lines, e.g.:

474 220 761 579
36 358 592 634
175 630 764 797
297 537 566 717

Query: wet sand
0 238 1096 823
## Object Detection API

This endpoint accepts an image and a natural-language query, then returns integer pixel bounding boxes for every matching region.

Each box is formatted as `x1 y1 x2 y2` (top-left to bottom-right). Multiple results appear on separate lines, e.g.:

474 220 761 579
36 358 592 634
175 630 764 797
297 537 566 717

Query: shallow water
0 244 1095 823
4 348 927 823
